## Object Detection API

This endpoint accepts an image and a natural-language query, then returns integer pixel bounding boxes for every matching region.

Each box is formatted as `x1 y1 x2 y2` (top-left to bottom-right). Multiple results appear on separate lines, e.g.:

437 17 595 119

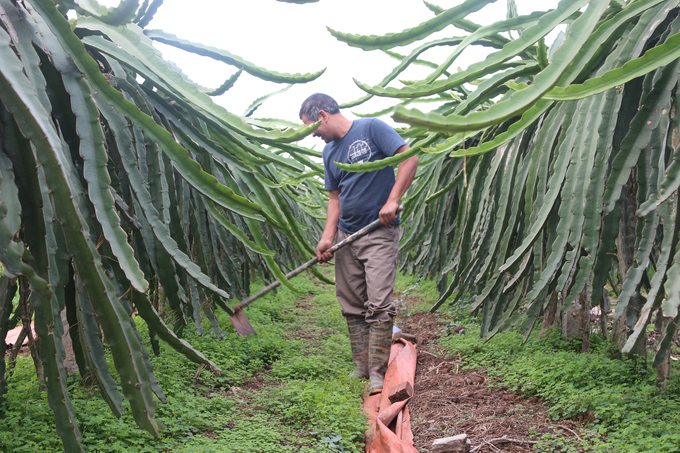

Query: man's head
300 93 350 143
299 93 340 122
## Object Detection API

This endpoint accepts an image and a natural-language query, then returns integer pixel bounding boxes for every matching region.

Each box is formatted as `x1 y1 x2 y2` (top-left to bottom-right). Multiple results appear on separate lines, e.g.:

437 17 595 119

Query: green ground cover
6 269 680 453
0 266 366 453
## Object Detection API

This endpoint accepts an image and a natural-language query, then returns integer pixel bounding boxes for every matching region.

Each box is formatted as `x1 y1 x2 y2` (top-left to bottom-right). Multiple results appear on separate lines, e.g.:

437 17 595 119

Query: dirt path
396 296 583 453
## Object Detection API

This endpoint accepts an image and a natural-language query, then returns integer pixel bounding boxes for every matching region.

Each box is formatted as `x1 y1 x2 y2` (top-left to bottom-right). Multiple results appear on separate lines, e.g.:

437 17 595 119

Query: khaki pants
335 225 400 323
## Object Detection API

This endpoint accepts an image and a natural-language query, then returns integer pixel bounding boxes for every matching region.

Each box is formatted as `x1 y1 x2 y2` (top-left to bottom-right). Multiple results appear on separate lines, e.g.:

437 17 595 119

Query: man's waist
338 216 401 235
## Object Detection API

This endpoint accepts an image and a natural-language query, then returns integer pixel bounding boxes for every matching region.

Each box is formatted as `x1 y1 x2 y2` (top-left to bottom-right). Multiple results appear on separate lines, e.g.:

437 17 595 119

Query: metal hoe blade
229 304 256 336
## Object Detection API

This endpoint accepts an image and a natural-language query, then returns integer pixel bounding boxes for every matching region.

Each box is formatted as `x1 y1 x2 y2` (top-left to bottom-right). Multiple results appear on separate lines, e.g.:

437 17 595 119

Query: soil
3 346 30 359
396 294 583 453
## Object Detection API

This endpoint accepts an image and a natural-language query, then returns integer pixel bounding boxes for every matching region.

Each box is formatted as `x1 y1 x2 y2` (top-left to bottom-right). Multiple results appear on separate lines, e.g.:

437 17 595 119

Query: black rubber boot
346 316 370 379
368 321 393 394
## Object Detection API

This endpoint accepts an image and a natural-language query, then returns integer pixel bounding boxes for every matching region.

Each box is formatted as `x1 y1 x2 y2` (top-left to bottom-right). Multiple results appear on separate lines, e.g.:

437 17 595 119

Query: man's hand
379 200 400 226
316 237 335 263
316 190 340 263
380 145 417 227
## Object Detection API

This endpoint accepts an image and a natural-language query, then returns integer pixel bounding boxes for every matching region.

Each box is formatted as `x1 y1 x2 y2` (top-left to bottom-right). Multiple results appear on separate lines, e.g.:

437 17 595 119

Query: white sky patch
95 0 562 148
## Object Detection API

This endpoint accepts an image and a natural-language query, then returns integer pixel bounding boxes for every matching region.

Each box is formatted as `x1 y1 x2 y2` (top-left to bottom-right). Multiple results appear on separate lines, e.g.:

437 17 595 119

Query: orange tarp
4 322 34 347
363 337 418 453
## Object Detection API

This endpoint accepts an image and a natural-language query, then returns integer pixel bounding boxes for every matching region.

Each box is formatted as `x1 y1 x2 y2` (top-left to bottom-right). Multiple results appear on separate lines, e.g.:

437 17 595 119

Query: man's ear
318 110 328 122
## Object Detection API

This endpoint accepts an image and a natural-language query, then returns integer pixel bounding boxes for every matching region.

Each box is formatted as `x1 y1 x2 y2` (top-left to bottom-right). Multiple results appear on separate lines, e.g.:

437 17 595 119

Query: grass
0 265 366 453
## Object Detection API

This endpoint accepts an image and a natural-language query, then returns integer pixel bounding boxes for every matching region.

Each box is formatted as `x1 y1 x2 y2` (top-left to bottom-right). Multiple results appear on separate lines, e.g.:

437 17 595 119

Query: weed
264 378 367 452
534 431 580 453
270 354 343 381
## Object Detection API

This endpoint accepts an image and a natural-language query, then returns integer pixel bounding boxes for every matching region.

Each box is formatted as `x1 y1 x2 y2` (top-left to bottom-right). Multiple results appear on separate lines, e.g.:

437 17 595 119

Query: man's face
302 111 333 143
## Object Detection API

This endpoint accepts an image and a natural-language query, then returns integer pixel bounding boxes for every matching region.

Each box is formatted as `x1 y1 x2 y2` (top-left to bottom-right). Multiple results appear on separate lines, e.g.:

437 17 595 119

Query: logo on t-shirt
348 139 372 164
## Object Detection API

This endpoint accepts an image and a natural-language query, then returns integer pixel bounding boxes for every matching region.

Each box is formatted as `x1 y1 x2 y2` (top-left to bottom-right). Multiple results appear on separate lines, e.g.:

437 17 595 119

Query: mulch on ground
396 296 583 453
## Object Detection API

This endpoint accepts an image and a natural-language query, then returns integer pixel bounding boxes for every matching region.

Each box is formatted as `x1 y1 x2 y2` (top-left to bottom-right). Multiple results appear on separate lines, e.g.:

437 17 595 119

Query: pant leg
335 229 368 318
355 225 400 323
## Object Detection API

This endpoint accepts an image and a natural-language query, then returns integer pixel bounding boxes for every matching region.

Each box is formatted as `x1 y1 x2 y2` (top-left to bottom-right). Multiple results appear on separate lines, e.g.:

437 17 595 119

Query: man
300 93 418 394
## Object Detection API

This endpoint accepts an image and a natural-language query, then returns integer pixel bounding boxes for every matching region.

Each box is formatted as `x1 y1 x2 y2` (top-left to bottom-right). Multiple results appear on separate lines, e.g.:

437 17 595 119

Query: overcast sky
98 0 561 145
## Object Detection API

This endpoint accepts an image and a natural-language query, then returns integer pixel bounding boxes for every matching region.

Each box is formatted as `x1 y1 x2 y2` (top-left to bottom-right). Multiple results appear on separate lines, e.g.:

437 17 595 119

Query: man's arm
316 190 340 262
379 145 418 226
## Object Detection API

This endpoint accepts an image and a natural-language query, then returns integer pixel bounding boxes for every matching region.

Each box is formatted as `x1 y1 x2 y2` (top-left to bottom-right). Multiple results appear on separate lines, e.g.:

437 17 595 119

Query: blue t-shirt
323 118 407 234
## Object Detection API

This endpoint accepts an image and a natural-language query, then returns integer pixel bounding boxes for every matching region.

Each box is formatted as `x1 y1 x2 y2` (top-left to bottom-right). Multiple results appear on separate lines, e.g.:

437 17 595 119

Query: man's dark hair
299 93 340 121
